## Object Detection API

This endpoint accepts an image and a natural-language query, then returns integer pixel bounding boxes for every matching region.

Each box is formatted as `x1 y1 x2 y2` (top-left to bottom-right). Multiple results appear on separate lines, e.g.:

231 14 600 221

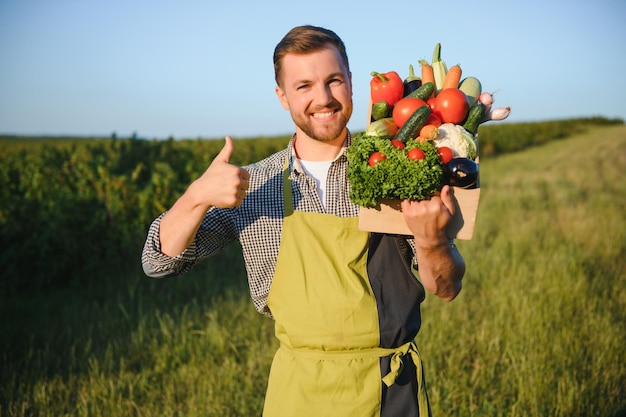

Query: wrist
414 236 453 252
185 180 214 211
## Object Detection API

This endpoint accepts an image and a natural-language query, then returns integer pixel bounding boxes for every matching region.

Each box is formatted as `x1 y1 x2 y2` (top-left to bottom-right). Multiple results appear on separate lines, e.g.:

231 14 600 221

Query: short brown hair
273 25 350 86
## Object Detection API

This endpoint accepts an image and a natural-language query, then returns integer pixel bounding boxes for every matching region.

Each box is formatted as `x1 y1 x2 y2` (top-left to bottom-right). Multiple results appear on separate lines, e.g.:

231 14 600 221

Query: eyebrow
291 71 347 87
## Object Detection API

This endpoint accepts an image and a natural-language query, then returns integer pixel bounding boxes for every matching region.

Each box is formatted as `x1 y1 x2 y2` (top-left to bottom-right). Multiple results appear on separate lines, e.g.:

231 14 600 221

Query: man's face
275 46 353 143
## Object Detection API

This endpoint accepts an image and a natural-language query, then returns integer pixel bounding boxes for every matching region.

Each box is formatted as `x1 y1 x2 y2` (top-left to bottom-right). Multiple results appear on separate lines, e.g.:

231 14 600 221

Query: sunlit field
1 122 624 416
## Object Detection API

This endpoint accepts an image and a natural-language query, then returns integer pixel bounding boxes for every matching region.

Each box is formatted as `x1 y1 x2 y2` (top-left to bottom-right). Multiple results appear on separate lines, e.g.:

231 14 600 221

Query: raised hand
158 136 250 256
191 136 251 209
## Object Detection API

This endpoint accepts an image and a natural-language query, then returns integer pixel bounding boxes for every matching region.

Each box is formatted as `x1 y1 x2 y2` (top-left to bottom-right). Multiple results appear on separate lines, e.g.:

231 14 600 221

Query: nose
313 84 333 106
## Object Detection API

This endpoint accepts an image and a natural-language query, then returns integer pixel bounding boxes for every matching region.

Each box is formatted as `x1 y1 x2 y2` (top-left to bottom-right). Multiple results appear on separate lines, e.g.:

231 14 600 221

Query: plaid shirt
142 132 417 317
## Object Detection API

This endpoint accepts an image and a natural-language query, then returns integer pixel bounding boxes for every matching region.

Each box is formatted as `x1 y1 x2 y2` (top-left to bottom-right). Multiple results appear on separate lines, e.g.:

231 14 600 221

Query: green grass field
1 125 625 416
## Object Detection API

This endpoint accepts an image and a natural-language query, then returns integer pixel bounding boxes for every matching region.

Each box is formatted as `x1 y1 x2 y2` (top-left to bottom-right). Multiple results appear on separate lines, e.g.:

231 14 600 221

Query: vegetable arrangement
348 43 511 208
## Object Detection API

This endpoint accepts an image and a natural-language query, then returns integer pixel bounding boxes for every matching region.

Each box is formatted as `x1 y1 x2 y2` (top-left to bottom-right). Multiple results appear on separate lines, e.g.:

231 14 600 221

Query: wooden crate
357 186 480 240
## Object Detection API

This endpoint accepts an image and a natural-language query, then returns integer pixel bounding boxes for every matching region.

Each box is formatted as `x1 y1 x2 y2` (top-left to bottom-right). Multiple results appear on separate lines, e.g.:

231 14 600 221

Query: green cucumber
463 101 486 134
395 105 431 143
370 100 389 121
405 82 435 101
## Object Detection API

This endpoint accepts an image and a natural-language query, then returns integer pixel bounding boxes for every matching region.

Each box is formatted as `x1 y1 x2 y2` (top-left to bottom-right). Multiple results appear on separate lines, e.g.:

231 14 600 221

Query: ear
275 86 290 110
349 71 353 98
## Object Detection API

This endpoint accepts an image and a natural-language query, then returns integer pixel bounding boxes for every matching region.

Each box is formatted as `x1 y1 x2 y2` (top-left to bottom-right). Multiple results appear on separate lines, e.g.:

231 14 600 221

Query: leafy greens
346 133 444 207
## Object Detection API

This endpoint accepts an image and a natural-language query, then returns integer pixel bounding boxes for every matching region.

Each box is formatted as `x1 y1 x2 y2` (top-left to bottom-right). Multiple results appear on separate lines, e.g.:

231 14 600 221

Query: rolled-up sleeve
141 205 238 278
141 214 199 278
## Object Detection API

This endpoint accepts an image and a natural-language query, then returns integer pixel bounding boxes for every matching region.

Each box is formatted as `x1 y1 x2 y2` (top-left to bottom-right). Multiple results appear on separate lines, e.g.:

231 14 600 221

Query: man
142 25 465 417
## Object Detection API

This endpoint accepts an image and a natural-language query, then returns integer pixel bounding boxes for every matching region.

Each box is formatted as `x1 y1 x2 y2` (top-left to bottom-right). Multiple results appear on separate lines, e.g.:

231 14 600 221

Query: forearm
415 240 465 301
141 215 198 278
400 186 466 301
159 185 212 257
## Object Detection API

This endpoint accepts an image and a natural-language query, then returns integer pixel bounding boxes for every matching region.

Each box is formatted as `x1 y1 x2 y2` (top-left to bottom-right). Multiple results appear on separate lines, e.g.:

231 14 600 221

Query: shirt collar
288 130 351 174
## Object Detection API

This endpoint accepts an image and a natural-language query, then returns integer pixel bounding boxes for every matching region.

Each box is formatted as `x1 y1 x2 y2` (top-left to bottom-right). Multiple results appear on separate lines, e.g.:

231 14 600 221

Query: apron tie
381 341 419 386
382 341 431 417
279 341 431 416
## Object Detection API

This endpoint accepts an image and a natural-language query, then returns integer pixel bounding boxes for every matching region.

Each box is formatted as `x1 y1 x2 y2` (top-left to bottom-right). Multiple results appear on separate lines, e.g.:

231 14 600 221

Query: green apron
262 159 430 417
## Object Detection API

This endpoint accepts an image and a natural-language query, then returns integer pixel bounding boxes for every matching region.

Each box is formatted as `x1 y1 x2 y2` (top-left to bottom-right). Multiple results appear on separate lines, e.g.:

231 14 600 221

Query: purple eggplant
444 158 479 189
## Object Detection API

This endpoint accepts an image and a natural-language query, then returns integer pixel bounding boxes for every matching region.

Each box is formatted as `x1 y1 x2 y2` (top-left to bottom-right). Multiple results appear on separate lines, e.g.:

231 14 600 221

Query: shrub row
1 117 622 292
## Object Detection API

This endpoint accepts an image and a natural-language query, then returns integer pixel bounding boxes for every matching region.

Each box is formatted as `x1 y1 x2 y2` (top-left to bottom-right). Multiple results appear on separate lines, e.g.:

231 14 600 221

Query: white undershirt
298 159 333 210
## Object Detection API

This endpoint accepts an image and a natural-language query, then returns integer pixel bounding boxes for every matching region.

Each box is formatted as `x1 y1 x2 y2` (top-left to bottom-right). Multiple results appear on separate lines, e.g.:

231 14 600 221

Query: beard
292 104 352 143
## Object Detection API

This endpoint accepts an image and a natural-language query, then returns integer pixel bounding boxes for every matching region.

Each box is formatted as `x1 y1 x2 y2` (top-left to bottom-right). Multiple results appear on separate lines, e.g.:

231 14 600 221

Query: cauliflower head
432 123 478 160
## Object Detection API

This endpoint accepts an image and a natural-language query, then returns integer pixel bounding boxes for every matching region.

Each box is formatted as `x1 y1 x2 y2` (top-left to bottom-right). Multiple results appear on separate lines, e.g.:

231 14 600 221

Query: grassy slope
1 126 625 416
417 125 626 416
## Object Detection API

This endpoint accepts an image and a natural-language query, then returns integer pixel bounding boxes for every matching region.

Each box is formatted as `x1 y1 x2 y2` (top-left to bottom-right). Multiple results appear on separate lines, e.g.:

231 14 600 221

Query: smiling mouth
312 111 335 119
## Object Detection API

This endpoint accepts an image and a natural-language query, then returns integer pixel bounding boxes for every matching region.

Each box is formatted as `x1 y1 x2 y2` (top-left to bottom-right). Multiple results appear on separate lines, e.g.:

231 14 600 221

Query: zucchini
463 101 486 134
406 82 435 101
395 105 431 143
365 118 398 137
370 100 389 121
458 76 482 106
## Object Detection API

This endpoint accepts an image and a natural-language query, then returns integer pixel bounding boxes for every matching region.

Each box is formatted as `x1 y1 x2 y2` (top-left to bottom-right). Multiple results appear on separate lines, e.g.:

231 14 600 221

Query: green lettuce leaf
347 133 444 207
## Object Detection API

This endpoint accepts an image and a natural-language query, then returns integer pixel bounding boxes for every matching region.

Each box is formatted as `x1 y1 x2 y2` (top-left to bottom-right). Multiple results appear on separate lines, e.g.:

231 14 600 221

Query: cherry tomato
390 139 405 150
437 146 454 164
434 88 470 124
368 151 386 167
392 97 428 128
407 148 425 161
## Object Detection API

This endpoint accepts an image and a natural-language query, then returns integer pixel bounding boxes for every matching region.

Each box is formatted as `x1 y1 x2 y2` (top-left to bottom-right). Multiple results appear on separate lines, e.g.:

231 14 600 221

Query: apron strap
282 155 293 216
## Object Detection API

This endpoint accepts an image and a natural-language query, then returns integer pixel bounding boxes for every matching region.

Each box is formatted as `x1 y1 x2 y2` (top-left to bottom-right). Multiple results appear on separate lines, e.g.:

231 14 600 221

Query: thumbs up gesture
193 136 251 208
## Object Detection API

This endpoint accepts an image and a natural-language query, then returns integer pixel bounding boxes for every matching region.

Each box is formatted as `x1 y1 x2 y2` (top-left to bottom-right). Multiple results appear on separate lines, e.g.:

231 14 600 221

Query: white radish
482 106 511 122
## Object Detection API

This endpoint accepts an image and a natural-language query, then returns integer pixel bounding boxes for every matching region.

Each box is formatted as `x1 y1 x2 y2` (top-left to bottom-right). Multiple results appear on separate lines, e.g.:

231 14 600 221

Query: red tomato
407 148 425 161
390 139 405 150
437 146 454 164
427 97 437 111
368 151 386 167
425 112 442 127
434 88 470 124
392 97 428 128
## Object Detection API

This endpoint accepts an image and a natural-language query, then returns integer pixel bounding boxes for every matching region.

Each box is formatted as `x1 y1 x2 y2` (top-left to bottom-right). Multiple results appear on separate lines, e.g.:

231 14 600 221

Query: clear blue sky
1 0 625 139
